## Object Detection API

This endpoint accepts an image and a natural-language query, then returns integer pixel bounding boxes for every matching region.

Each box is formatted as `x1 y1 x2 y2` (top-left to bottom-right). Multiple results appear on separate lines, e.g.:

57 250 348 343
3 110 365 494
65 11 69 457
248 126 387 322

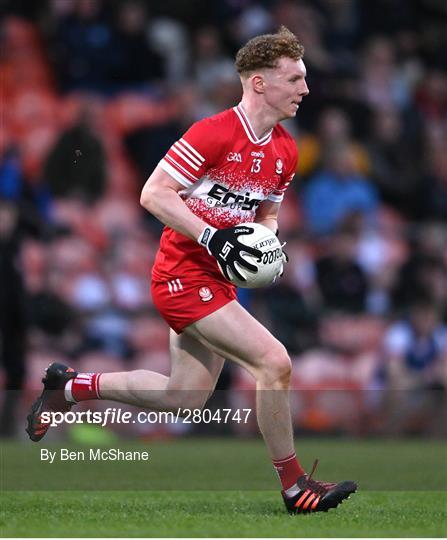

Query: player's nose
300 80 309 97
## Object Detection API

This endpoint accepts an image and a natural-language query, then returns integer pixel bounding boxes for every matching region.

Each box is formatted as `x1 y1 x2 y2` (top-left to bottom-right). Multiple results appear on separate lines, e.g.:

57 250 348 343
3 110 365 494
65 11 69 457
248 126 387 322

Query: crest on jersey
198 286 213 302
275 159 283 175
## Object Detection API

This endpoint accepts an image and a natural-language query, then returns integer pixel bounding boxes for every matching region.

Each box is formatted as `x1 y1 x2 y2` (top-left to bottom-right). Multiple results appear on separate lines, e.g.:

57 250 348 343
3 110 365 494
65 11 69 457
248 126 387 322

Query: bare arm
254 200 281 233
140 165 207 241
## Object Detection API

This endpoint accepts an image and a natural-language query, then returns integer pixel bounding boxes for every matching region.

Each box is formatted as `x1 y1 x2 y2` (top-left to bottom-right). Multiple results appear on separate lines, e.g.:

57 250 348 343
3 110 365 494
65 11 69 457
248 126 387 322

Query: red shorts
151 272 238 334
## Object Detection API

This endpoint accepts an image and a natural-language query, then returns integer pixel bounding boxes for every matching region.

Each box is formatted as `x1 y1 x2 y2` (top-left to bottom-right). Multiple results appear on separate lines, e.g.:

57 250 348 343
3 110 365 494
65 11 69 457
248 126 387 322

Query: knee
257 345 292 388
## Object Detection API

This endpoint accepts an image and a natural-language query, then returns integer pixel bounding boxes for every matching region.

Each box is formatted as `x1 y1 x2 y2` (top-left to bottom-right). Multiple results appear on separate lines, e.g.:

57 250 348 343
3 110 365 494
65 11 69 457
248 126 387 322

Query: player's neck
239 99 278 139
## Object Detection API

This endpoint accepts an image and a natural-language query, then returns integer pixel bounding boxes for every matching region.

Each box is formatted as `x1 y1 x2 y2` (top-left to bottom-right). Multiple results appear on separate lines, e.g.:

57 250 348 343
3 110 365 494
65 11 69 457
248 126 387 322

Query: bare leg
94 299 294 460
184 301 294 461
99 329 224 411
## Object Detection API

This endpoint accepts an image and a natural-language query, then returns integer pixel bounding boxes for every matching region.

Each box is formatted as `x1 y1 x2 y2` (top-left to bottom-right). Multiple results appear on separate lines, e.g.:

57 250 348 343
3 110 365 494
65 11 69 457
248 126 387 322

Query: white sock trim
273 452 296 465
64 379 77 403
95 373 102 399
285 483 300 498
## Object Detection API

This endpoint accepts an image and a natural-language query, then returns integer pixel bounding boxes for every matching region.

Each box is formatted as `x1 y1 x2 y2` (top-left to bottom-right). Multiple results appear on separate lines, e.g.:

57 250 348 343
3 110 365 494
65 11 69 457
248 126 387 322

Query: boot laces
303 459 337 495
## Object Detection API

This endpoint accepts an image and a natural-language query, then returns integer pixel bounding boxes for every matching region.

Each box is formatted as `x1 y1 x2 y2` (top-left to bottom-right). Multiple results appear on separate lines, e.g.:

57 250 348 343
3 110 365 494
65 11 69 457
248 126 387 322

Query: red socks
272 452 304 491
65 373 102 403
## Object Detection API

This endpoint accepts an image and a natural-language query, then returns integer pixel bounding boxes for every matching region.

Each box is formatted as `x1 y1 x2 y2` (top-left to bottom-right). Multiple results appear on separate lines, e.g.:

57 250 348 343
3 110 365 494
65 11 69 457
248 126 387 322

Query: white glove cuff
197 225 217 252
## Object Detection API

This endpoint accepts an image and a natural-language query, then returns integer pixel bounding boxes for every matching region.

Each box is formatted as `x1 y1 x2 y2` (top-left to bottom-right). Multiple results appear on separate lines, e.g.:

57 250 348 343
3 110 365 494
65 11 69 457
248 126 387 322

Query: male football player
27 26 357 514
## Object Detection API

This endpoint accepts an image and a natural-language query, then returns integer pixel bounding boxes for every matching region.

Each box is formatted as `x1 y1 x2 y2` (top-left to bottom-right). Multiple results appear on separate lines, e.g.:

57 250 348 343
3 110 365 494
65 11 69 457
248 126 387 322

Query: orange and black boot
283 460 357 514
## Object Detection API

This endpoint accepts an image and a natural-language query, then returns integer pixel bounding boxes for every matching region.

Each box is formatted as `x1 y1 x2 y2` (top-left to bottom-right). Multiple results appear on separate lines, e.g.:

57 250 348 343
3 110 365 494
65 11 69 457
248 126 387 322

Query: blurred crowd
1 0 446 438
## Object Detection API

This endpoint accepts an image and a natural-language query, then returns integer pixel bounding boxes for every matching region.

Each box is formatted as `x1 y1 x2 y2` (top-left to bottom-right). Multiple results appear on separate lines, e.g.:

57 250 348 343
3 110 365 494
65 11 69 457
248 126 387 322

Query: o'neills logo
198 286 213 302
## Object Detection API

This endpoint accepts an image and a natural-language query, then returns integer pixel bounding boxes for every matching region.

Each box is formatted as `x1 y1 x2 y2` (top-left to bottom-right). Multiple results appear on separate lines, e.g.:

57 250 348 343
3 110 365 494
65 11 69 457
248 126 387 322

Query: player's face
262 57 309 119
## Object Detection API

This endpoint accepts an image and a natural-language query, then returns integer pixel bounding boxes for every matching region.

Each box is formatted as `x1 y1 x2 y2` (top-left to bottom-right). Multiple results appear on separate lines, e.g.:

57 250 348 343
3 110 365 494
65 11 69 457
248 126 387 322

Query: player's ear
252 74 265 94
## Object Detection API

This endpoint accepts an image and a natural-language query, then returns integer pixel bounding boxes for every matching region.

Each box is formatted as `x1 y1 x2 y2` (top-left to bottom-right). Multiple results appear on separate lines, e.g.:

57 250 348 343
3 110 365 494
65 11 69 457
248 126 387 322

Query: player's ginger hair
235 26 304 76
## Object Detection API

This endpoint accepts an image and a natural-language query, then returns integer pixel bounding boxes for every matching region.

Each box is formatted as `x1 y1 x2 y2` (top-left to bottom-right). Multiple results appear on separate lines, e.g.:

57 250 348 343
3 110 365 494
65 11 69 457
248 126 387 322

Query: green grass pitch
1 437 446 537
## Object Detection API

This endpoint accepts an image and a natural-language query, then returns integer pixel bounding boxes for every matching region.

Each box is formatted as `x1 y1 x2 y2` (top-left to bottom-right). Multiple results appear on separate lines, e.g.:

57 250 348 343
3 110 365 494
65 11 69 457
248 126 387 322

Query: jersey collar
233 103 273 146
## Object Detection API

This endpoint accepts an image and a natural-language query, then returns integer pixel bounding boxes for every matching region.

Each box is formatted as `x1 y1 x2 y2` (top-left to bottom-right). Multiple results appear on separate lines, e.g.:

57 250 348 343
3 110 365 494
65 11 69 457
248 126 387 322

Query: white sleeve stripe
165 154 199 182
180 138 205 162
160 159 194 187
287 174 295 181
171 145 200 171
267 193 284 202
175 141 202 167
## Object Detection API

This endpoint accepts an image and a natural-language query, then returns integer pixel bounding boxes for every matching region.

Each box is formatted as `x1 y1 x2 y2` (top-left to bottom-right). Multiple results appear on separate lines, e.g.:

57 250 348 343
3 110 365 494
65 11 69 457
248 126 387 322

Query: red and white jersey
152 103 298 281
